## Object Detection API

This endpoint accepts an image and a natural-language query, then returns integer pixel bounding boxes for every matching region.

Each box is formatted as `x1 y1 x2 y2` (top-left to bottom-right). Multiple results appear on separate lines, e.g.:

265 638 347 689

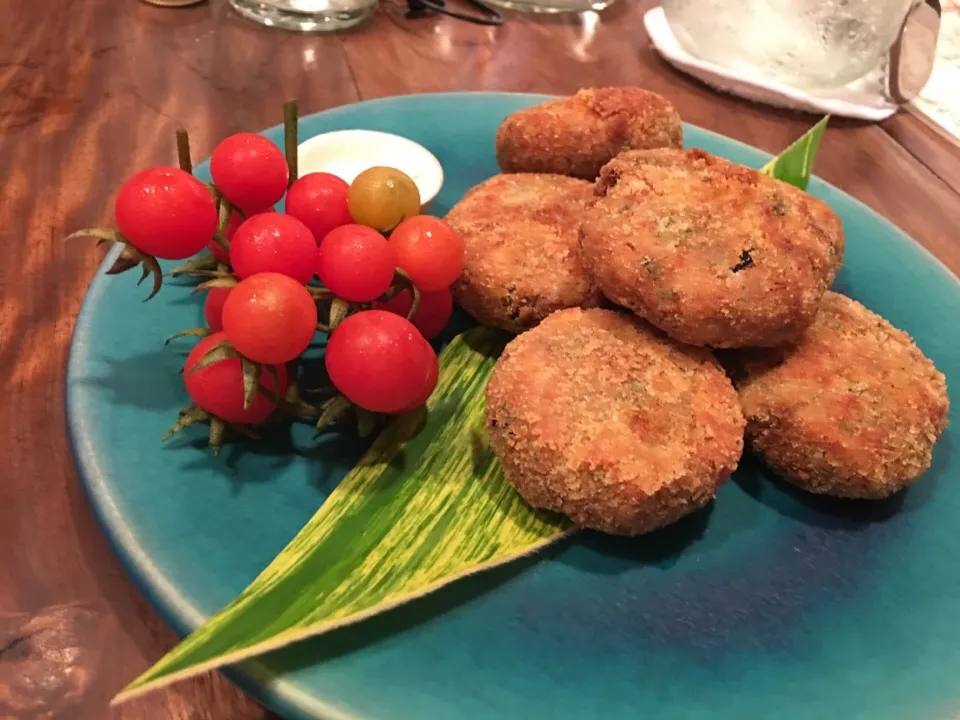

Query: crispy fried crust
486 308 745 535
579 148 845 348
735 292 949 499
446 174 603 333
495 88 683 181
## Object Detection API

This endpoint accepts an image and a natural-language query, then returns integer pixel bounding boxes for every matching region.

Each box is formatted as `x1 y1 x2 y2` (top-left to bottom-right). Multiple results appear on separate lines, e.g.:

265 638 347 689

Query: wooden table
1 0 958 718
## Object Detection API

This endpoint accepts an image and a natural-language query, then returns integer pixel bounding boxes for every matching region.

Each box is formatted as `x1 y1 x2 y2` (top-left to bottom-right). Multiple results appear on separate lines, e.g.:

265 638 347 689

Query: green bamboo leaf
760 115 829 190
113 327 572 704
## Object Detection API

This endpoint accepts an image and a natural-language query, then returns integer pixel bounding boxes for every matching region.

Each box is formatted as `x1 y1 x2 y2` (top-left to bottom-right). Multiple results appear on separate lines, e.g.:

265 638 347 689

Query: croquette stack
446 87 950 536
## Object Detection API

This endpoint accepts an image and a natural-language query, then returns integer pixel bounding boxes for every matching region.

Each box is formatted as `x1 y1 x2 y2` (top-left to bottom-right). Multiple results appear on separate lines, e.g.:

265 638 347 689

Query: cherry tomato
229 213 316 285
348 167 420 232
316 224 396 303
210 133 288 214
285 173 352 244
325 310 438 414
391 357 439 415
203 287 231 331
374 287 452 340
183 331 288 425
207 210 242 264
388 216 465 292
221 272 318 364
114 167 218 260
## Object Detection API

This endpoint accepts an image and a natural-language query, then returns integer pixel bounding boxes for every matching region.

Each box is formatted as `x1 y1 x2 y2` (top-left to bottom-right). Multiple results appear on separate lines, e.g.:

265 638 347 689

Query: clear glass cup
229 0 377 32
484 0 615 14
661 0 916 89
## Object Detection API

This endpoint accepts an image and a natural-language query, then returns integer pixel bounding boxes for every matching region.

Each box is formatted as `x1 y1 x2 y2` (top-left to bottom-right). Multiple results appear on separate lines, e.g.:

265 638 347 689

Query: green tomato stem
176 128 192 175
284 99 298 188
211 197 234 253
394 267 421 322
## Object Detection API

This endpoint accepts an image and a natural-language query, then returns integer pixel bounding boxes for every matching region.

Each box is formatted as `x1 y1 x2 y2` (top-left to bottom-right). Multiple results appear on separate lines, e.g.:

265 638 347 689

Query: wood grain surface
1 0 957 718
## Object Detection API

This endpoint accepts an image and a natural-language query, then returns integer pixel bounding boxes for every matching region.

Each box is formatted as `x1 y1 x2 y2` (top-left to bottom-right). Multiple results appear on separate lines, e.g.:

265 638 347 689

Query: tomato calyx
378 267 422 323
162 402 262 456
66 228 164 301
311 395 383 438
316 298 351 334
210 192 238 257
315 267 422 334
162 328 410 451
167 253 221 278
193 276 240 294
167 194 241 280
163 334 289 454
171 332 314 415
185 337 276 412
164 327 212 345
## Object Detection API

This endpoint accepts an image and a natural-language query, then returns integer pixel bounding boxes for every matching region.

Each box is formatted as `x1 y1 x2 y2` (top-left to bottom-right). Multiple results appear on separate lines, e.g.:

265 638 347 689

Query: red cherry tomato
207 210 242 264
388 216 465 292
183 332 288 425
221 272 318 364
210 133 289 214
285 173 352 244
325 310 438 414
229 213 316 285
203 287 231 331
114 167 218 260
316 225 396 303
391 357 439 415
374 287 453 340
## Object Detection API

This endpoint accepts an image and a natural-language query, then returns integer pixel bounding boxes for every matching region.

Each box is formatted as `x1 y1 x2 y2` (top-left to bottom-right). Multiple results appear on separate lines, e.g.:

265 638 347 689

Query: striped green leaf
114 327 572 704
760 115 829 190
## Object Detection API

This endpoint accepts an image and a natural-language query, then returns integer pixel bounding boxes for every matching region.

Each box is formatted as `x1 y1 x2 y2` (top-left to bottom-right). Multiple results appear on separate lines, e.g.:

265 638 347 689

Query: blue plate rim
65 91 958 720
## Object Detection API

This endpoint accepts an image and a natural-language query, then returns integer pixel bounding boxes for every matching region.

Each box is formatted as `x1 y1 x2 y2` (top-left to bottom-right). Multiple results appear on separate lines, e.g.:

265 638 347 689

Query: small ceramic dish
297 129 444 210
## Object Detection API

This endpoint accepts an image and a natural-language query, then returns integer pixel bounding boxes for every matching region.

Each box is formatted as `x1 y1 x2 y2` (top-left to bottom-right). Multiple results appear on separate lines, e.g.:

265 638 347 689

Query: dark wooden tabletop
1 0 958 718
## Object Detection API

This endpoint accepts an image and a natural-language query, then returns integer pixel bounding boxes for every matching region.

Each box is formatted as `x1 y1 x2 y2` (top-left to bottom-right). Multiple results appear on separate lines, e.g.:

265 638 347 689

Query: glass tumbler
229 0 377 32
661 0 917 89
485 0 615 14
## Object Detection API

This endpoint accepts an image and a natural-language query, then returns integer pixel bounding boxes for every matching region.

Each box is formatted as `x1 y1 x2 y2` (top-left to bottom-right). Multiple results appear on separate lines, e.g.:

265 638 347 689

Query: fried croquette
735 292 949 499
446 174 602 333
485 308 745 535
495 87 683 181
579 148 845 349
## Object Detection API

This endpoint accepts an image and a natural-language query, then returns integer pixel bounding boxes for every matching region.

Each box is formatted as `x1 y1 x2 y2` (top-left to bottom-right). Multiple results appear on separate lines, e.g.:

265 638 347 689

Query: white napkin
643 6 899 121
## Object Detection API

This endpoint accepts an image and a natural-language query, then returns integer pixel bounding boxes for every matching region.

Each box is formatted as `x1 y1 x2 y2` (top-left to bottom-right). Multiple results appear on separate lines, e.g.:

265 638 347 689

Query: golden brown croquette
446 174 603 333
735 292 949 499
485 308 745 535
579 148 844 349
495 88 683 181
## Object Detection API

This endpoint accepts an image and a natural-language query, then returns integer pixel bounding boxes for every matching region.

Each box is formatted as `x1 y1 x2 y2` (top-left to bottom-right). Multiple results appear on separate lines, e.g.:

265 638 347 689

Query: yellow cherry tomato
348 167 421 233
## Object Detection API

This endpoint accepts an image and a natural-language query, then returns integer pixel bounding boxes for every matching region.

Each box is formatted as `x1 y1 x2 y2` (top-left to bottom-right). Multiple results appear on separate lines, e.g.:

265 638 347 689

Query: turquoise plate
67 93 959 720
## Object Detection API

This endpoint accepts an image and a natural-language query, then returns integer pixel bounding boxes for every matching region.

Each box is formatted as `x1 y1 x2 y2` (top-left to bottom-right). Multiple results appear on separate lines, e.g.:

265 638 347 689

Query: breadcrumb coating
446 174 602 333
495 87 682 181
486 308 745 535
579 148 844 348
735 292 949 499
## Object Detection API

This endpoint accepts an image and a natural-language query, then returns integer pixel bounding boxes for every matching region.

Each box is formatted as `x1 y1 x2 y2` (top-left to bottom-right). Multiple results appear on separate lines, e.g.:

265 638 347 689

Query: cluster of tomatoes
99 127 465 440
